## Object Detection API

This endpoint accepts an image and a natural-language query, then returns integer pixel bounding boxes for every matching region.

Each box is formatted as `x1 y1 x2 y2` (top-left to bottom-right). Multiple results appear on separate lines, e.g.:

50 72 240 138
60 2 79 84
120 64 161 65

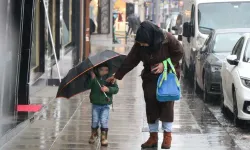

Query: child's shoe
89 128 98 144
101 129 108 146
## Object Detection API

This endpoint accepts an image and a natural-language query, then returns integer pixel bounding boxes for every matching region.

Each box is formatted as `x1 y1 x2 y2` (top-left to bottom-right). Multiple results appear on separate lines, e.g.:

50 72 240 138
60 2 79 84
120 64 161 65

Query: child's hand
101 86 109 92
90 70 96 79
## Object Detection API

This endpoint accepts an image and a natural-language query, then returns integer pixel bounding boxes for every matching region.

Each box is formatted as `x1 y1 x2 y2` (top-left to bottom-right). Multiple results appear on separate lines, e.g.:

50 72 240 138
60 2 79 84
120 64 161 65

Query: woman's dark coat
114 30 183 123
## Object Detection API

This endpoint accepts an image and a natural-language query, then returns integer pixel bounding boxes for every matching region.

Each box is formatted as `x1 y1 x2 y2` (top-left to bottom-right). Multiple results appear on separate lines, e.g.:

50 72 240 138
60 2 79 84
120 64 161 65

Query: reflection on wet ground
0 97 53 146
207 96 250 150
0 45 247 150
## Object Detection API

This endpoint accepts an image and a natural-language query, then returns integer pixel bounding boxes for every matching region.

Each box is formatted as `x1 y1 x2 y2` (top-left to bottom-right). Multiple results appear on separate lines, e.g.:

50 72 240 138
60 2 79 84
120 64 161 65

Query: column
109 0 115 38
139 0 145 21
98 0 110 34
155 0 160 25
84 0 90 59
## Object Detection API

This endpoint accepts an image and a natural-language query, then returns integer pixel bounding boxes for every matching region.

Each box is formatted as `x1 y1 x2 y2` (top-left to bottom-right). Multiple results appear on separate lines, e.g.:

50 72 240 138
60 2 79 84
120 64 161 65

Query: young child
88 63 119 146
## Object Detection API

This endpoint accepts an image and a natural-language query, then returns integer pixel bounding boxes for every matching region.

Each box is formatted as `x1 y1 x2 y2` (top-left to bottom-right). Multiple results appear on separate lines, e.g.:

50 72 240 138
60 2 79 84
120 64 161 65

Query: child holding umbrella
88 63 119 146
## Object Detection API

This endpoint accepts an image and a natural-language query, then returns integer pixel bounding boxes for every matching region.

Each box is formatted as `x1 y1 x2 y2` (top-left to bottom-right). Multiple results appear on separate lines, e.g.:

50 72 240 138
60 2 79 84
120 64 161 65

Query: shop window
46 0 56 63
62 0 72 46
90 0 99 33
31 1 40 71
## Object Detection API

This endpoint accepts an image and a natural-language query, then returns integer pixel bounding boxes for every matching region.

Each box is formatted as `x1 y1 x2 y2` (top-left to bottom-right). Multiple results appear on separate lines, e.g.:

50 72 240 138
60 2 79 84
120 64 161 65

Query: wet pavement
0 45 249 150
206 97 250 150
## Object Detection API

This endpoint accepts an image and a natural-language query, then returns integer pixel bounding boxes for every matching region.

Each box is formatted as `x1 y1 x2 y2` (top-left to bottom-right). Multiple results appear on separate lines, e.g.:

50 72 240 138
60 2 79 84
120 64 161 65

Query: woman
107 21 183 149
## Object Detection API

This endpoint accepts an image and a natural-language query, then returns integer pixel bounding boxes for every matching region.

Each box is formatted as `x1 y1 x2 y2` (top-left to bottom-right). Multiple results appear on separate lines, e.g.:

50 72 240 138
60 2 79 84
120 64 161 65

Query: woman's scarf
135 21 165 52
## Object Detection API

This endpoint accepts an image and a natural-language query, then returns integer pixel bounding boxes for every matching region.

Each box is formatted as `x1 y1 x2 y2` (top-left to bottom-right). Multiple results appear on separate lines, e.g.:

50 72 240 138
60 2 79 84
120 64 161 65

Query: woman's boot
161 132 172 149
101 130 108 146
141 132 158 148
89 128 98 144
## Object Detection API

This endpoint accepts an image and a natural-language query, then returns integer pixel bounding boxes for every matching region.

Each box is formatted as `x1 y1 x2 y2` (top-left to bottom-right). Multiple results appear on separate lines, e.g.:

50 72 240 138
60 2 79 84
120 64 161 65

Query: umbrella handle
96 80 110 102
96 80 114 111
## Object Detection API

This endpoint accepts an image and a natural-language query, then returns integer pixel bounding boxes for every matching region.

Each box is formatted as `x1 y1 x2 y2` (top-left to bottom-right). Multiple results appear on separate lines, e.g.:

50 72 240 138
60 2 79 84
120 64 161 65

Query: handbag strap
166 58 180 87
159 60 167 87
158 58 180 87
166 58 177 75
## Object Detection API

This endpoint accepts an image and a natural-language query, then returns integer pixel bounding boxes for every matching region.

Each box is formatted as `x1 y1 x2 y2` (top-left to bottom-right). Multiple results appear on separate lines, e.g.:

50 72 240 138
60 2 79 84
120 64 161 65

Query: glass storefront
30 0 74 72
90 0 99 33
90 0 110 34
114 0 127 32
0 0 22 121
31 1 40 71
47 0 56 62
62 0 72 46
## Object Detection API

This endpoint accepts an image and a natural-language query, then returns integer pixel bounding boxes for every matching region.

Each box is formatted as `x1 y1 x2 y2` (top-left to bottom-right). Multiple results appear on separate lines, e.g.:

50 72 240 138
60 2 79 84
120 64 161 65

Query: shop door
126 3 134 19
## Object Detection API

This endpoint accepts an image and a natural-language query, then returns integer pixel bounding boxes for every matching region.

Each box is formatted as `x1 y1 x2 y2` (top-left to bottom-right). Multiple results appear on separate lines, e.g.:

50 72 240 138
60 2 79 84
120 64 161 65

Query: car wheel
194 73 202 94
233 89 245 127
220 84 226 114
189 63 195 83
203 74 212 103
182 60 188 79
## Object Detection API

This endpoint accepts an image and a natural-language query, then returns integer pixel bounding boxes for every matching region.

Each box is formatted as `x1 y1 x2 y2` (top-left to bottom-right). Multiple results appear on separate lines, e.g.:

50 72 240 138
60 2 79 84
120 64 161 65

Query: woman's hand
151 63 164 74
106 76 117 84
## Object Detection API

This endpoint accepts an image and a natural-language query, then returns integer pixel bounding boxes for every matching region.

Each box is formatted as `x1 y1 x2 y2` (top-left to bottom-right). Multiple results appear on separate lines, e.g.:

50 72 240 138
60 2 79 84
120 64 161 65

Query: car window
243 38 250 62
200 33 213 52
204 33 213 46
213 33 243 53
235 38 245 59
232 38 243 55
190 4 195 36
198 2 250 34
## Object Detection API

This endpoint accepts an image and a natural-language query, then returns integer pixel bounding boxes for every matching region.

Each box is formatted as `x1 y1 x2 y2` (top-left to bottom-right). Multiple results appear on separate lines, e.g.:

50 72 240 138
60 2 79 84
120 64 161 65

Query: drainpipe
85 0 91 58
79 0 84 61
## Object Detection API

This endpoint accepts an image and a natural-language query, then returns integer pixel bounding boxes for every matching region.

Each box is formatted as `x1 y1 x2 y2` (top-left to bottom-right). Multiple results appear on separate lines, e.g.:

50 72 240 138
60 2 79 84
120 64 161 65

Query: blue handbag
156 58 181 102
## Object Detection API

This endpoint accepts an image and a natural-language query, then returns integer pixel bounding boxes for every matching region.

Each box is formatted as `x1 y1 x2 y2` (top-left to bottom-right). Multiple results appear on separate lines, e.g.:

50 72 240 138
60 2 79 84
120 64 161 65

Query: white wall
138 0 145 21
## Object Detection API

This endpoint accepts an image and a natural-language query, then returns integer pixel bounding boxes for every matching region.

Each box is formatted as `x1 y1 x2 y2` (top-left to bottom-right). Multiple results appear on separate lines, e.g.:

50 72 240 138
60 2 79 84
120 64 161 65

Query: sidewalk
1 62 144 150
0 47 241 150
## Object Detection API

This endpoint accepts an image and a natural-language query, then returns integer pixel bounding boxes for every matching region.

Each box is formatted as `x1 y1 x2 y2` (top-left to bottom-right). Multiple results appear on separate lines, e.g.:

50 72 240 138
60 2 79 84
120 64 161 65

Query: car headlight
241 78 250 88
211 65 221 73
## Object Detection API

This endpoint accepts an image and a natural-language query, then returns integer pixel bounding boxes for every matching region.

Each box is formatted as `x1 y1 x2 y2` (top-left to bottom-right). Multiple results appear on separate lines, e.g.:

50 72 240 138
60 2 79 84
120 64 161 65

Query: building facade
0 0 90 144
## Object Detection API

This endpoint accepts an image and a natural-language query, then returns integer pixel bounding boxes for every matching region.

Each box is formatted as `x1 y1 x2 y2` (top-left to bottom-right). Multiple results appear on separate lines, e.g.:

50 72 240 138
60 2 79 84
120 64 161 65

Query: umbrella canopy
56 50 126 99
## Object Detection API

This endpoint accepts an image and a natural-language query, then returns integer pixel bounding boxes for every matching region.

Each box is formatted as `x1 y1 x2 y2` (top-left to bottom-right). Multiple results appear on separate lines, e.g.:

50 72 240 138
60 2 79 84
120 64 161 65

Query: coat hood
93 62 112 79
135 21 165 52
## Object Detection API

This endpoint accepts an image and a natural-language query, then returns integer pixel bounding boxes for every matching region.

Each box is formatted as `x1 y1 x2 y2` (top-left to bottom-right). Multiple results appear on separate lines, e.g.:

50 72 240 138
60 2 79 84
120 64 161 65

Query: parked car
166 14 178 35
166 13 183 43
182 0 250 81
194 29 249 102
221 33 250 126
172 13 183 42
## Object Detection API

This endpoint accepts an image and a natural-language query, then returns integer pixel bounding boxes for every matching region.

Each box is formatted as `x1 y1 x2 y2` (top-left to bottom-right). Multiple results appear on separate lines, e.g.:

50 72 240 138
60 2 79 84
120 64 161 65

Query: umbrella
56 50 126 99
